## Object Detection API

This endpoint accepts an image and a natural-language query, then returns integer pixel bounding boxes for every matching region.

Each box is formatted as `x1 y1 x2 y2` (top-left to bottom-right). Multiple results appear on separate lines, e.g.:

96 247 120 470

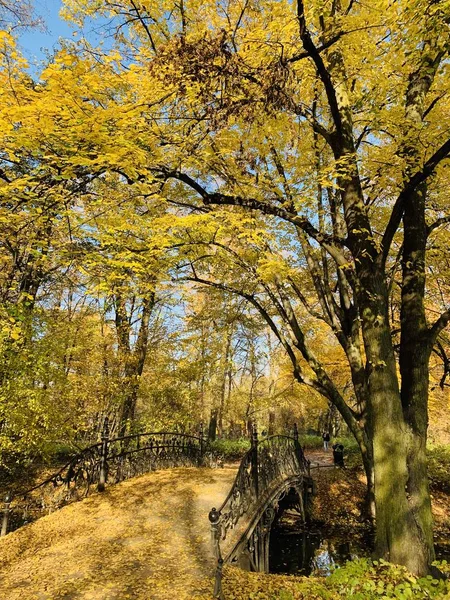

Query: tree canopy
0 0 449 577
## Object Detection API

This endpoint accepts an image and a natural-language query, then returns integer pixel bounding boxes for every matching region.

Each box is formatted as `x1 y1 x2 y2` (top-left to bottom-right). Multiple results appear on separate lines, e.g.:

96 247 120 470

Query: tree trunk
217 325 232 437
115 291 155 437
208 408 218 442
359 270 433 573
399 181 435 570
396 37 443 571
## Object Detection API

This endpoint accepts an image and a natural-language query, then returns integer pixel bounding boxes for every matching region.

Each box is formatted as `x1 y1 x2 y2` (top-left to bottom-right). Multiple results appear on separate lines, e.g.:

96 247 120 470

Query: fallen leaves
0 467 236 600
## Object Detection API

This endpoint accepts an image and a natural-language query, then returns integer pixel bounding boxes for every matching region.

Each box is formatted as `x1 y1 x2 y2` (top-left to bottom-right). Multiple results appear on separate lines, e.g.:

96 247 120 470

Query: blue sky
18 0 74 64
18 0 107 69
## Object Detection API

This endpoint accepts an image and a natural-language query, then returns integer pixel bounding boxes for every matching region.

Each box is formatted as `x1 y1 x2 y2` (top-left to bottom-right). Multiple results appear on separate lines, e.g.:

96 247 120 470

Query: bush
299 434 324 450
326 558 449 600
208 438 251 460
427 444 450 493
223 559 450 600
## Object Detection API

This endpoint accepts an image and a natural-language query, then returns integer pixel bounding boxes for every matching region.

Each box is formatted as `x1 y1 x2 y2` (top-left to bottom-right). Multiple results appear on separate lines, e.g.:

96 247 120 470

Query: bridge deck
0 449 333 599
0 467 236 600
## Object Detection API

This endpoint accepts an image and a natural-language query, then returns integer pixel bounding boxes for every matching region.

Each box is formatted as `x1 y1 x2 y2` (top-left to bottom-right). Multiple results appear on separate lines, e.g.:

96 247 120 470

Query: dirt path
304 449 334 468
0 467 237 600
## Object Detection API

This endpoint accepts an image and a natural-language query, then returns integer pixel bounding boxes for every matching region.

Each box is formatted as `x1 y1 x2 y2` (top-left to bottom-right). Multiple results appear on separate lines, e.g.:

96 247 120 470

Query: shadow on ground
0 467 236 600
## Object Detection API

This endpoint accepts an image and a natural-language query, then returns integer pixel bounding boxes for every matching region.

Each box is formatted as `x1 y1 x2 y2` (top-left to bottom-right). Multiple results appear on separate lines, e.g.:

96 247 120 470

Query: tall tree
58 0 450 574
2 0 449 575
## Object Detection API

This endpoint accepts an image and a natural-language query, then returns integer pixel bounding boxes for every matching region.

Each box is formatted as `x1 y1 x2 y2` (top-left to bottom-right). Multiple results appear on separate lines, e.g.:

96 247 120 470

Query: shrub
427 444 450 493
224 560 450 600
208 438 251 460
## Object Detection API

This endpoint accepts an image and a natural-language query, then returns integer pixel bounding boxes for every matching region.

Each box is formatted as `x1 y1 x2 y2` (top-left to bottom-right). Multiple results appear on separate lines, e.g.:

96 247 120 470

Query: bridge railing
1 419 207 536
208 424 310 561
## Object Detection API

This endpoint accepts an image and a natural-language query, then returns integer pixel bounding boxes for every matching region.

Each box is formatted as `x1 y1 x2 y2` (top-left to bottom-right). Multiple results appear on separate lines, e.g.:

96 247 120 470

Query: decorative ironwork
2 422 207 536
209 425 310 547
209 424 313 598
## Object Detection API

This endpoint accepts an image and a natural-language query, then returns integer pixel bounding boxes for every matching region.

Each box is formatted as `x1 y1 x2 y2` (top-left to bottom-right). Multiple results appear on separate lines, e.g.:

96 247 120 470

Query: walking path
0 449 333 600
305 448 335 469
0 467 236 600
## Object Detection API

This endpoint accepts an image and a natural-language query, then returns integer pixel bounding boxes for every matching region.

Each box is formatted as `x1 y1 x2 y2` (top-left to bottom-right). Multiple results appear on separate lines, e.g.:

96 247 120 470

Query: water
269 529 362 576
269 522 450 576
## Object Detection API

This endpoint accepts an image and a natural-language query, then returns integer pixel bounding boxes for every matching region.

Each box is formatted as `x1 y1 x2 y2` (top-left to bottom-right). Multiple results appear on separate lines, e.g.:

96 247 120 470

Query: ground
0 450 449 600
0 467 235 600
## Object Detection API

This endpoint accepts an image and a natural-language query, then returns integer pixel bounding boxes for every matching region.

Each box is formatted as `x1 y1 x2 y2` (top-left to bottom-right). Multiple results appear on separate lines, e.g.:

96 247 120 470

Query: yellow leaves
0 467 236 600
257 254 291 284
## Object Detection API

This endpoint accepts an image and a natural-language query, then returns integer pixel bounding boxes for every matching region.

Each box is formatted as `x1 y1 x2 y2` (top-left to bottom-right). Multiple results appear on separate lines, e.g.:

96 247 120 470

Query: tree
2 0 449 575
58 0 450 575
0 0 42 30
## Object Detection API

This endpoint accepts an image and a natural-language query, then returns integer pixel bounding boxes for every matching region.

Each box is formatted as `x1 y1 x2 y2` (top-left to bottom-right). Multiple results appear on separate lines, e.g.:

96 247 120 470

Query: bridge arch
228 474 312 573
208 425 314 598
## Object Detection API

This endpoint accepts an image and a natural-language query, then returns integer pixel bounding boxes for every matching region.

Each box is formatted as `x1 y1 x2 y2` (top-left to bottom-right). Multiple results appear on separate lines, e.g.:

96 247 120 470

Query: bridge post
1 491 12 537
213 558 225 600
209 508 225 599
98 417 110 492
251 423 259 498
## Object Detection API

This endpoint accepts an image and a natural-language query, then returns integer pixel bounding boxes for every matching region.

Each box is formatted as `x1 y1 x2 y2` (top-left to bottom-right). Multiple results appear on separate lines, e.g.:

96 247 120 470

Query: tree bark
115 290 155 437
396 40 444 571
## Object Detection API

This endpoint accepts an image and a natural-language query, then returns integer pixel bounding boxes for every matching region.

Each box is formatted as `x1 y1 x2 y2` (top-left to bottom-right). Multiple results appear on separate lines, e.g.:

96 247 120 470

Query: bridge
0 422 317 600
208 425 313 599
1 419 210 534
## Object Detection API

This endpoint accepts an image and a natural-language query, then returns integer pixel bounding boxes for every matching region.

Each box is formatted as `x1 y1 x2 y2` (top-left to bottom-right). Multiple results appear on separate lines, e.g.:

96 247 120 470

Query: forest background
0 0 450 578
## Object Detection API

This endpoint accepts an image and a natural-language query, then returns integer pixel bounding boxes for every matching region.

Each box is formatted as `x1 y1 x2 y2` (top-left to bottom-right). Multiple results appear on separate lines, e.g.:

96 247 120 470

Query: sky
17 0 107 70
18 0 74 64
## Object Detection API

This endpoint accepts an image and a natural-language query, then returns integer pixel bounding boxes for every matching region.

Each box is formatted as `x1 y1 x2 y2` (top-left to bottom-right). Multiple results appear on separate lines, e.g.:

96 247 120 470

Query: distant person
322 431 330 450
332 443 345 467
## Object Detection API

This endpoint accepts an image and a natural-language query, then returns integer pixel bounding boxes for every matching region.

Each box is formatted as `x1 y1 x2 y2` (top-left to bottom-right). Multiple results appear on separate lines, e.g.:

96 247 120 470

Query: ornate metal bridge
1 419 210 536
208 425 314 600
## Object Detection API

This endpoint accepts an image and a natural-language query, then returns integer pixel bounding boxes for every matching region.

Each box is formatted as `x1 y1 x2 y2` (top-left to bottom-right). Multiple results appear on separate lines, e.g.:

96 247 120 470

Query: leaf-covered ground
0 467 236 600
308 449 450 542
1 452 449 599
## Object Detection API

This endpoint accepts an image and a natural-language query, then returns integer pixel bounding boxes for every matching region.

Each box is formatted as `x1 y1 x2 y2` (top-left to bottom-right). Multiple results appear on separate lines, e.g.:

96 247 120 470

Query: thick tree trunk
400 342 435 572
359 437 375 521
396 38 442 570
358 270 432 574
399 181 435 570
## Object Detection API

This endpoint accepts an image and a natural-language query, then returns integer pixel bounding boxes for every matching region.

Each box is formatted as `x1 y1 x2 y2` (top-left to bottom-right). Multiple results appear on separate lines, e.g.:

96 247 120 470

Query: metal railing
1 419 207 536
208 424 311 599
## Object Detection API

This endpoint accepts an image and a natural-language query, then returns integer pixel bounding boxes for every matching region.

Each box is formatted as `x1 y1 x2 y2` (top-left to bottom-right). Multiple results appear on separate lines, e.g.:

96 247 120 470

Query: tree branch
157 168 352 274
297 0 343 135
429 307 450 344
427 214 450 235
380 136 450 266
